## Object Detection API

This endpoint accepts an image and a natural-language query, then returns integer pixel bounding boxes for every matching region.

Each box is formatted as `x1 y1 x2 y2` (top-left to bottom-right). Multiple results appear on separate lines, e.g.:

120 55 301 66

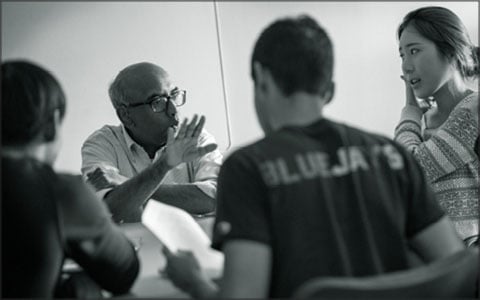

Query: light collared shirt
81 124 222 200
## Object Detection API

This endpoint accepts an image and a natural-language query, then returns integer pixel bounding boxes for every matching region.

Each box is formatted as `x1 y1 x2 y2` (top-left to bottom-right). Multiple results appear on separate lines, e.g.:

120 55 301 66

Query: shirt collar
121 124 167 157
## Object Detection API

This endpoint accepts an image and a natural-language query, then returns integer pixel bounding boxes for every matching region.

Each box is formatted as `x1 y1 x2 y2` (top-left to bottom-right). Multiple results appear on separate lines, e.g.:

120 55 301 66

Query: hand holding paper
141 200 224 278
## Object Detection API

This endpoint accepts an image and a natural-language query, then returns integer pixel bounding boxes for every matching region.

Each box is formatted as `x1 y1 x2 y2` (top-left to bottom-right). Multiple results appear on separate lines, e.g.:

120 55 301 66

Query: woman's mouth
410 78 421 88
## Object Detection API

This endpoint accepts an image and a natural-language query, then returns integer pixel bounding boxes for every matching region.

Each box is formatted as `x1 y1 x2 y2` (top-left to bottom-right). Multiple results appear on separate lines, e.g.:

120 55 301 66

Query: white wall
216 1 478 150
2 2 478 173
2 2 230 172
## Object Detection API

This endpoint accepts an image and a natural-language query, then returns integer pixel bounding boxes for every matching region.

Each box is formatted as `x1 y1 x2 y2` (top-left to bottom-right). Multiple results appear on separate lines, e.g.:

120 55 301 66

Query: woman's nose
402 60 414 74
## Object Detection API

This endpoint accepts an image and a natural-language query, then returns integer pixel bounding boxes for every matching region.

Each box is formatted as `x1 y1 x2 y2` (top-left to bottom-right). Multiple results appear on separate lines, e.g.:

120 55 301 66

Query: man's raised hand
164 114 217 168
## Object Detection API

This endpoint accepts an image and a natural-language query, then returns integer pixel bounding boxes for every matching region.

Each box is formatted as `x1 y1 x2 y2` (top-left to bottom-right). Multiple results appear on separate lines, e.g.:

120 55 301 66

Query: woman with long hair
394 6 479 245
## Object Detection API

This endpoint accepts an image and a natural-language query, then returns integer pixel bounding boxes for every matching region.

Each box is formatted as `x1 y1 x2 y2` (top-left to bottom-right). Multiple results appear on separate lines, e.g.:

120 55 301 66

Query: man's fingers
173 114 206 140
87 167 101 178
87 172 102 182
87 176 102 185
176 118 188 139
187 144 218 160
202 143 218 154
86 172 96 180
192 115 206 137
185 114 198 137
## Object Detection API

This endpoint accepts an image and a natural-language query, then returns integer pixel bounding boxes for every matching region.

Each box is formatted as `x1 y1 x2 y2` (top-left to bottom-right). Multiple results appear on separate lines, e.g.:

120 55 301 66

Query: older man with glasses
81 62 222 223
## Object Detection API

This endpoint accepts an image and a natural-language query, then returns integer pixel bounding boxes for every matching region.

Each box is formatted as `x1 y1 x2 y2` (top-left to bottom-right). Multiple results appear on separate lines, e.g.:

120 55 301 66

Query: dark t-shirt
211 118 445 297
1 156 139 297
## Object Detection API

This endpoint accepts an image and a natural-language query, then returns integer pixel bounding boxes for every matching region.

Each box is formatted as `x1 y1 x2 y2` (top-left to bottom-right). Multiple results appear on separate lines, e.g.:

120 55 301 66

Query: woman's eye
410 48 419 55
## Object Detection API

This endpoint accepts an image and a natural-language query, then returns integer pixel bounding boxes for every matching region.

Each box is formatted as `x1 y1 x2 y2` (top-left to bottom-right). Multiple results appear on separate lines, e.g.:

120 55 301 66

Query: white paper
142 200 224 278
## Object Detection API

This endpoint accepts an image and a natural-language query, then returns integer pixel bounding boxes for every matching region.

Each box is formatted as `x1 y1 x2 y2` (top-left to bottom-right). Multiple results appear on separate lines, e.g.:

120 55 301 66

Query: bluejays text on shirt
259 144 404 187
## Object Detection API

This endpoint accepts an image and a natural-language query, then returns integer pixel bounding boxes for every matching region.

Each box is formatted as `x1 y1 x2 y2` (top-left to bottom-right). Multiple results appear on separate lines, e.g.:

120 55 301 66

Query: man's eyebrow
147 87 179 100
399 42 422 51
147 93 162 99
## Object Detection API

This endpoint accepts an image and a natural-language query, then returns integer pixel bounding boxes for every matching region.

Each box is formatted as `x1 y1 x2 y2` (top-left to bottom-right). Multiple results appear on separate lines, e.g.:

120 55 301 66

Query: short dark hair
251 15 334 97
1 61 66 146
398 6 479 79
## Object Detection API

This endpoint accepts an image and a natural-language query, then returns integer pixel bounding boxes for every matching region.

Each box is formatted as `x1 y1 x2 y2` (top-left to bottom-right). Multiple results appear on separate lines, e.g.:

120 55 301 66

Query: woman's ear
116 105 135 127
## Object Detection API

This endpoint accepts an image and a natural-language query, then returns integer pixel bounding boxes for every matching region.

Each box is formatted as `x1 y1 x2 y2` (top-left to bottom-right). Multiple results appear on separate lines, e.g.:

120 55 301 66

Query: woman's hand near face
401 75 420 107
401 75 431 114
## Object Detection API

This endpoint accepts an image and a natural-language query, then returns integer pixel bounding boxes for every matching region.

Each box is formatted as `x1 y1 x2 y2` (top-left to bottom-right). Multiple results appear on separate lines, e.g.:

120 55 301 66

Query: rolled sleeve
81 132 117 176
400 105 424 123
81 130 121 199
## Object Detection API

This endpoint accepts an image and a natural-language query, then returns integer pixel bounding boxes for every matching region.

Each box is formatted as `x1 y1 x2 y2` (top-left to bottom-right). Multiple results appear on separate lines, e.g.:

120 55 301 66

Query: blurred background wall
2 1 477 173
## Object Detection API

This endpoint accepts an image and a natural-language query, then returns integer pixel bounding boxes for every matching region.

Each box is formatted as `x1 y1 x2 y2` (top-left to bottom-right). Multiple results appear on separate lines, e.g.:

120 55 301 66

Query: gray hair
108 68 130 109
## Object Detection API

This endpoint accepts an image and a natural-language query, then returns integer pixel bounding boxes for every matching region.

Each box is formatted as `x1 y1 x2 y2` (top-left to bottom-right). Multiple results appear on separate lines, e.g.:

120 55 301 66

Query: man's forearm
151 184 216 214
104 157 171 222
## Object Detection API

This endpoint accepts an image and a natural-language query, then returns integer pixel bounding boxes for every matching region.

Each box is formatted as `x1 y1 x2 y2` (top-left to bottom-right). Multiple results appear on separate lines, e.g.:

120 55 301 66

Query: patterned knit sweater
394 92 479 241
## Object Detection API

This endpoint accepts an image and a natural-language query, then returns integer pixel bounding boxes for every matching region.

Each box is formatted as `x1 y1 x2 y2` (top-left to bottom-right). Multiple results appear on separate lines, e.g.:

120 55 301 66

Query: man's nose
165 100 178 119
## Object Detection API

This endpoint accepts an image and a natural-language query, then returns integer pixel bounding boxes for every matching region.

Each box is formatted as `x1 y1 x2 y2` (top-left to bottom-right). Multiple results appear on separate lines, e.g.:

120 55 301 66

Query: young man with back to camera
163 15 465 298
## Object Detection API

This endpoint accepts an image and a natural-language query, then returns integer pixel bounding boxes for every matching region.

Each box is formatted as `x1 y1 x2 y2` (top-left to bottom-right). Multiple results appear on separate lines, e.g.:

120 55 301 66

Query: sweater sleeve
394 95 478 183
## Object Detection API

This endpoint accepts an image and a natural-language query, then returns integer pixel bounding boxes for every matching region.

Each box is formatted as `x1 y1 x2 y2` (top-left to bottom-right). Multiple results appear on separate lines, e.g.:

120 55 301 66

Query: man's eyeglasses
125 90 186 113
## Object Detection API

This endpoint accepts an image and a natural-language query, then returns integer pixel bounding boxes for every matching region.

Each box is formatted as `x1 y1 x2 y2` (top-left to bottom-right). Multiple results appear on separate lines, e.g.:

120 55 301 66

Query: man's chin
157 130 171 147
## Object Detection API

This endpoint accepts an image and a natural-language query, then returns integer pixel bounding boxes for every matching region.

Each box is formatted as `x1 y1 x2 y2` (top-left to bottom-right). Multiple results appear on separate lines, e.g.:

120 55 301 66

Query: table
119 216 215 297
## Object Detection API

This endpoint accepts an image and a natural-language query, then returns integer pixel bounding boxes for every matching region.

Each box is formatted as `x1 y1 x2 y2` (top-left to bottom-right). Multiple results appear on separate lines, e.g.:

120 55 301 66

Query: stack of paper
142 200 224 278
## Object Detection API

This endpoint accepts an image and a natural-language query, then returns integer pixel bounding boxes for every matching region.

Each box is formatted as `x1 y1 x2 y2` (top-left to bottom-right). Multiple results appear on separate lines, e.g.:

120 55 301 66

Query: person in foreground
1 61 140 297
81 62 222 223
163 15 465 298
394 6 479 243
